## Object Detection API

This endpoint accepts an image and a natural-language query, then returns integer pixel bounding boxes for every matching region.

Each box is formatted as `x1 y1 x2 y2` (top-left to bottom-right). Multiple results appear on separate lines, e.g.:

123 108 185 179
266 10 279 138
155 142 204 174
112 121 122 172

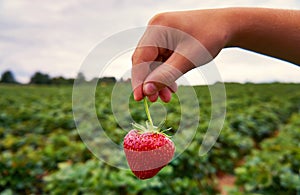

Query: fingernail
143 83 157 95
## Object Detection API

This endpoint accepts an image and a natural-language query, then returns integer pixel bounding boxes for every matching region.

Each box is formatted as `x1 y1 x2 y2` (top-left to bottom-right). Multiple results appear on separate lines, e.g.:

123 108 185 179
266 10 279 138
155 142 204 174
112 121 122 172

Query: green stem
144 98 154 128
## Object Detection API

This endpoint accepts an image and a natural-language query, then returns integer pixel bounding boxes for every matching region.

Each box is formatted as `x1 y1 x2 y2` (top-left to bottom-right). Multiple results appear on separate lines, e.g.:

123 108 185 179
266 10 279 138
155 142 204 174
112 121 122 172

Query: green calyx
131 98 171 135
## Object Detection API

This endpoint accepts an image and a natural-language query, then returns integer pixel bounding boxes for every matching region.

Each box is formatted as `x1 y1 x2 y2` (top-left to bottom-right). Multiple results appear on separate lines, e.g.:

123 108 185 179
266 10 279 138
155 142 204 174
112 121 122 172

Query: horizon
1 68 300 86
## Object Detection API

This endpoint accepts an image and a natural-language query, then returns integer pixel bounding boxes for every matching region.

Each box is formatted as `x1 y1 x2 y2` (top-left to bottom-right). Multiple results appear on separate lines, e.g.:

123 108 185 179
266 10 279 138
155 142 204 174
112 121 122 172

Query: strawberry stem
144 98 154 129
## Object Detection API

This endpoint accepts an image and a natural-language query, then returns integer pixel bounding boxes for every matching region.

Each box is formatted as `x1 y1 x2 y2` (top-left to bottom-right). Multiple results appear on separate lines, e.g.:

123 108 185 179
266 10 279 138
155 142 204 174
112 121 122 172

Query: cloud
0 0 299 83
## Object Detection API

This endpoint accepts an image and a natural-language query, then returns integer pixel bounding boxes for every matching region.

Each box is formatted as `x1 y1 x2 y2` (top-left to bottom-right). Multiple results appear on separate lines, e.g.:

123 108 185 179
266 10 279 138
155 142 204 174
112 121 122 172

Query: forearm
227 8 300 65
131 8 300 102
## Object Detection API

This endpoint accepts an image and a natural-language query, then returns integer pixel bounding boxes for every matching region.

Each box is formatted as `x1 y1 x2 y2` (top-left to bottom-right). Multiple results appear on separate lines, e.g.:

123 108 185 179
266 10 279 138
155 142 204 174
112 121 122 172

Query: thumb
143 52 195 96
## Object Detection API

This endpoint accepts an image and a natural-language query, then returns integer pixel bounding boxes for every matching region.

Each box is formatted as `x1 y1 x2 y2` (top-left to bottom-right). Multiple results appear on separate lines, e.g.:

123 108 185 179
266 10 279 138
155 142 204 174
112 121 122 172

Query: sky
0 0 300 84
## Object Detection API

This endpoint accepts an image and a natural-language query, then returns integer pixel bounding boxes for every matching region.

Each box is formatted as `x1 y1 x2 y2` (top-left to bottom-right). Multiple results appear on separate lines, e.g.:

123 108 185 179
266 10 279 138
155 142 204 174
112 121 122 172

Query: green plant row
0 83 299 194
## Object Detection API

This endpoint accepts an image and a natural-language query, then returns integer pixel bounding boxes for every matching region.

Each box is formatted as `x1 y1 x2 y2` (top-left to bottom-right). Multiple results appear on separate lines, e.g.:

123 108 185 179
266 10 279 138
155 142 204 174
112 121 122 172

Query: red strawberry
123 129 175 179
123 99 175 180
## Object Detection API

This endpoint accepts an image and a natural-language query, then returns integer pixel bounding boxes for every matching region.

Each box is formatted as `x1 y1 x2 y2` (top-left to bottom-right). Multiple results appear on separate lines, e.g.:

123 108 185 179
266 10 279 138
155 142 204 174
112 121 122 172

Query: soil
216 172 236 195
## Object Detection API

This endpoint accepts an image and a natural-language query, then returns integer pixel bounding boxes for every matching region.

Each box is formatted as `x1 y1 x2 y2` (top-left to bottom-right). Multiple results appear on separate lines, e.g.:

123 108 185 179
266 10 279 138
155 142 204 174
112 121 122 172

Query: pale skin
131 7 300 102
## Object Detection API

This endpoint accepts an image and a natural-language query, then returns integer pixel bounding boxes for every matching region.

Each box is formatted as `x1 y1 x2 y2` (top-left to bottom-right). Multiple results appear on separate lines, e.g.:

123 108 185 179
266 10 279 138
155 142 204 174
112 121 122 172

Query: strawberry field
0 83 300 195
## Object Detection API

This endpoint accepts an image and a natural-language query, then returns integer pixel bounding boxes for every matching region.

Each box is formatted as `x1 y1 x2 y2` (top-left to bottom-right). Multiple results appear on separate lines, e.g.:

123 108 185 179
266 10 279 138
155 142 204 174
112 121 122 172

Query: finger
158 48 173 61
133 85 144 101
147 92 159 102
131 46 158 100
132 47 172 100
132 46 158 66
143 82 177 95
159 87 172 103
168 82 178 93
143 52 194 96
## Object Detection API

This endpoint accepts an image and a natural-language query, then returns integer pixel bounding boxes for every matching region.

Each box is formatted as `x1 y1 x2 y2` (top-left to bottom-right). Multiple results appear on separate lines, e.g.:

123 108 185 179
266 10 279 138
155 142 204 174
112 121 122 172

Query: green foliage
210 123 254 173
44 159 206 195
0 85 91 194
29 72 51 84
229 103 281 141
51 76 74 85
0 83 299 194
0 71 17 84
234 113 300 194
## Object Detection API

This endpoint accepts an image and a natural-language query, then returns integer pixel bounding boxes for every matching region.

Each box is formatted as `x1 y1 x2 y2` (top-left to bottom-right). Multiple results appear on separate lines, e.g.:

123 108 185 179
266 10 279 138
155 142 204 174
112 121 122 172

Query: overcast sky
1 0 300 84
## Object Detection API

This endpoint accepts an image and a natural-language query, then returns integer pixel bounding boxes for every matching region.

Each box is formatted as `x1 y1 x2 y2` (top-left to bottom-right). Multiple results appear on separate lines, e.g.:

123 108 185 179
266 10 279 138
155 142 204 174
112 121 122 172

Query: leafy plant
0 83 299 194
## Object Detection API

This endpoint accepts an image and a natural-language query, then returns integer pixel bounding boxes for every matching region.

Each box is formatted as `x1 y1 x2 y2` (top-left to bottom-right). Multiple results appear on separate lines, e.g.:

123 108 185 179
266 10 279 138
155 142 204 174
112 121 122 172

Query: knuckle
131 51 139 64
132 47 158 65
131 48 144 65
148 12 171 26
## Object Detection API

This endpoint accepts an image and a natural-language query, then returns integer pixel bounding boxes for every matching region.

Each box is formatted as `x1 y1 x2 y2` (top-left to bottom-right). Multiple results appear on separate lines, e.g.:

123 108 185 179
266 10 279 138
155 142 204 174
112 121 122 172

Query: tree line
0 70 117 85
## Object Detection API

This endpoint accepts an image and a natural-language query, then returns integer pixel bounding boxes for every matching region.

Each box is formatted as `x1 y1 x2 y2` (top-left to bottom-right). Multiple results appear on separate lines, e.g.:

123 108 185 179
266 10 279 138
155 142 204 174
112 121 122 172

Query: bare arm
131 8 300 102
228 8 300 65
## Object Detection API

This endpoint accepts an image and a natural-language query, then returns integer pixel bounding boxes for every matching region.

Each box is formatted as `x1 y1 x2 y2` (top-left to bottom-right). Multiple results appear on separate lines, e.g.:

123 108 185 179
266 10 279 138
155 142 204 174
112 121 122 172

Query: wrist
223 8 246 48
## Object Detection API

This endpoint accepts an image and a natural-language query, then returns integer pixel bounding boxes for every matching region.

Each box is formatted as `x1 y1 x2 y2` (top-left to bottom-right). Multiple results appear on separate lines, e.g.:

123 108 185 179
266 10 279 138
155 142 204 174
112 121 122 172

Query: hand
131 8 300 102
131 9 235 102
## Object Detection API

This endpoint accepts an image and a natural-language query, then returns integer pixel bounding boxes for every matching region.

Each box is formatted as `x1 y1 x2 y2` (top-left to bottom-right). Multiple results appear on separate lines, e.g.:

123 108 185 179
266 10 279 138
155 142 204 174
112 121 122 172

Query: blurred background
0 0 300 195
